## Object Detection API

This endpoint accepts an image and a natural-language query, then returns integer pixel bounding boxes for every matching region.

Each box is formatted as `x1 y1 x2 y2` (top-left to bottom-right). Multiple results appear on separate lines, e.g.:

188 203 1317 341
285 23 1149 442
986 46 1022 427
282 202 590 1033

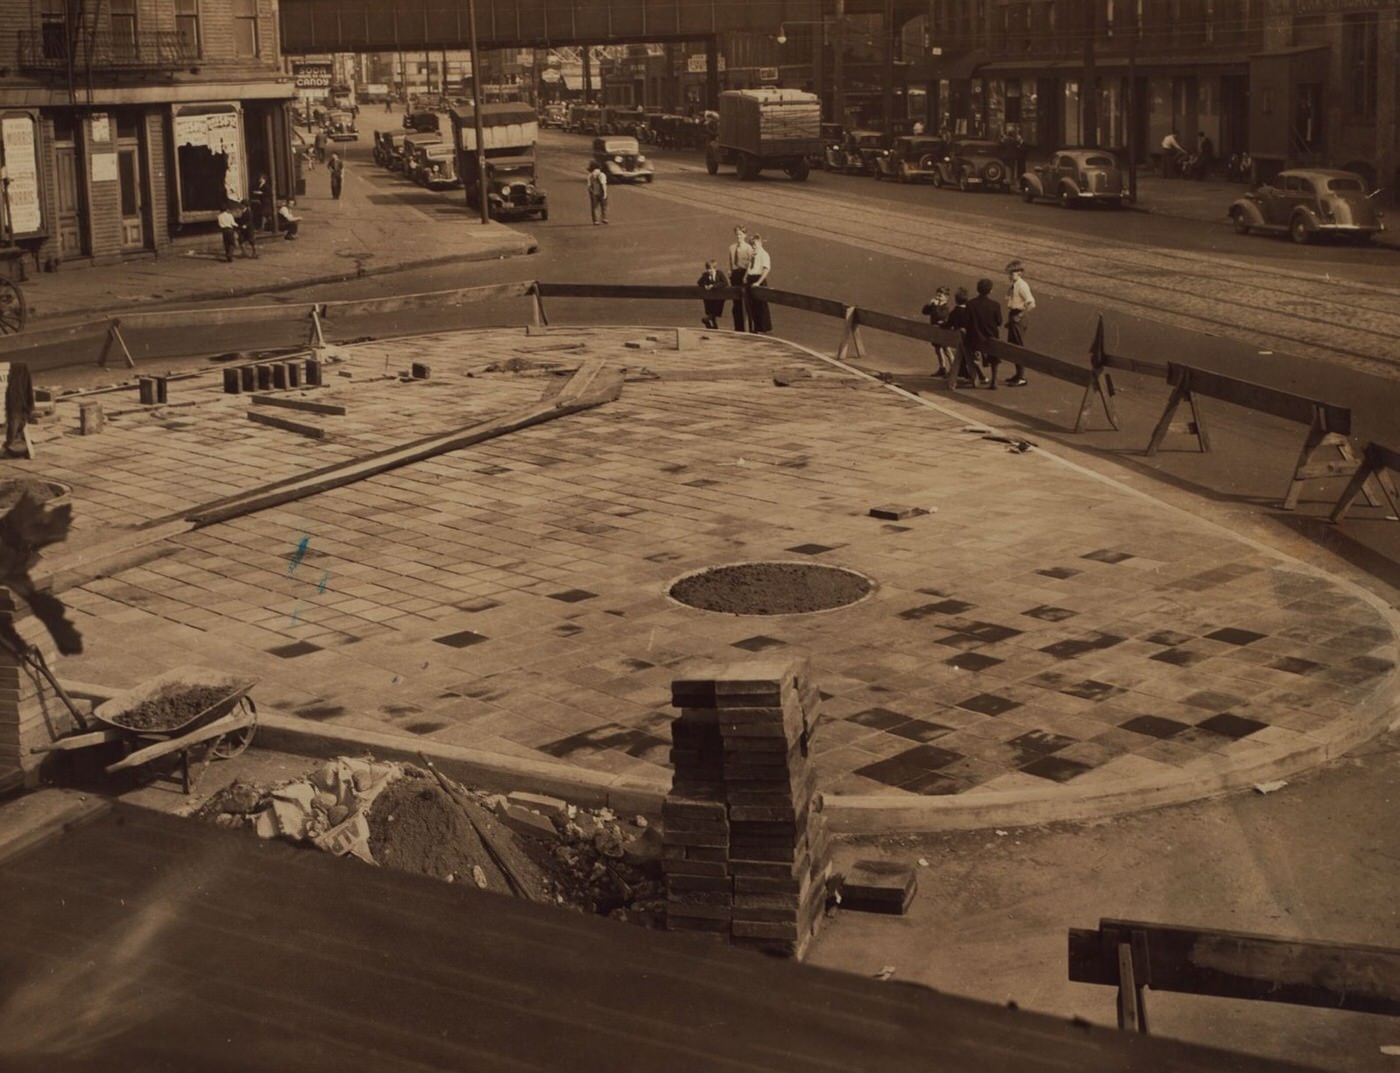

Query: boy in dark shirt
943 288 986 387
966 277 1004 389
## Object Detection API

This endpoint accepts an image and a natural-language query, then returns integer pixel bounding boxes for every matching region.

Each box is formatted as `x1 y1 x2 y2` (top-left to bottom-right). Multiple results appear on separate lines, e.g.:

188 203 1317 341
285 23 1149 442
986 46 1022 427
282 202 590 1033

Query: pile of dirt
670 561 872 615
108 683 234 730
0 479 63 512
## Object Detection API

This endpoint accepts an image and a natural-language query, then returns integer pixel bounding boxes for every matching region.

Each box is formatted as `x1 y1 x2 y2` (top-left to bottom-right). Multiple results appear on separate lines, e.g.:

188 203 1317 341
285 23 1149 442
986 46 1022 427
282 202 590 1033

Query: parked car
602 105 646 136
324 111 358 142
931 140 1012 192
373 130 407 169
540 103 568 129
403 110 440 133
592 136 654 183
398 132 442 174
1020 148 1130 208
813 123 844 169
825 129 887 175
874 136 949 183
408 142 460 188
1229 168 1385 245
567 104 603 135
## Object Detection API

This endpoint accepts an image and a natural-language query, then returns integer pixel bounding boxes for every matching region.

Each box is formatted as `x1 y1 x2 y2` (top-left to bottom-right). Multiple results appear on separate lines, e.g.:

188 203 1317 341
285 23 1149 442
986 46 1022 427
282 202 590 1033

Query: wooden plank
250 394 348 416
535 282 731 302
0 317 112 355
850 307 953 346
1099 351 1169 379
246 408 328 439
984 339 1094 387
104 711 253 773
1070 919 1400 1017
318 281 535 318
121 303 297 330
753 288 848 319
1169 364 1349 431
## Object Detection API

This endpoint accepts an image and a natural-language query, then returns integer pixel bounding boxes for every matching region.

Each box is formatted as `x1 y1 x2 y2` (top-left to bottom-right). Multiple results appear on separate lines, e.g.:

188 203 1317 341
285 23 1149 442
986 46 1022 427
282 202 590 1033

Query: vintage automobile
372 130 406 169
566 104 603 135
931 140 1012 192
874 136 949 183
402 110 440 134
1229 168 1385 245
825 129 888 175
592 136 654 183
324 110 358 142
452 103 549 221
601 105 646 136
813 123 844 169
1020 148 1130 207
398 131 442 174
539 103 568 129
408 142 460 188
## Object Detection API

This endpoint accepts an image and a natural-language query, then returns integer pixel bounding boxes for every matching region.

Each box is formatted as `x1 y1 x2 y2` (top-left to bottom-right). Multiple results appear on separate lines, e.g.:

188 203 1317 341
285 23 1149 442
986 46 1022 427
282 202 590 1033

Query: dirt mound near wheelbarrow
365 772 549 898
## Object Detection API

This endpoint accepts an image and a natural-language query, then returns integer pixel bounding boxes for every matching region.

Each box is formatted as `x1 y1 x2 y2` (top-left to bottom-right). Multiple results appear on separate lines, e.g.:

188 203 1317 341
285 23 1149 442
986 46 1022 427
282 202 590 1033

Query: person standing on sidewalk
329 152 344 200
216 203 238 263
745 235 773 334
966 277 1003 389
921 286 954 375
586 161 609 225
1160 129 1187 178
698 259 727 329
727 225 753 331
250 174 271 231
1002 259 1035 387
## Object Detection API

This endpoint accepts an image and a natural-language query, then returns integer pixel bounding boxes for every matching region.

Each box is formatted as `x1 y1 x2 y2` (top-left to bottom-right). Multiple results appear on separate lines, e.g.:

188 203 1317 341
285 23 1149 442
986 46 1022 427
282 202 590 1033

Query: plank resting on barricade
981 337 1117 433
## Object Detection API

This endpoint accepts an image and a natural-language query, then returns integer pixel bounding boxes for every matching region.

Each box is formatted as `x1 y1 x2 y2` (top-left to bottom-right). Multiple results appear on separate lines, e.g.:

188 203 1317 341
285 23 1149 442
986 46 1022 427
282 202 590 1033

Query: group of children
921 261 1036 389
216 198 302 262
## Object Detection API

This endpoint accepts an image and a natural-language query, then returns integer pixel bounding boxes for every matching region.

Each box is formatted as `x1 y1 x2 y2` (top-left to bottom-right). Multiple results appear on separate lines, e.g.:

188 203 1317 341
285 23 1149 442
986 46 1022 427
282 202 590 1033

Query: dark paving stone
1081 549 1134 564
1060 679 1125 702
267 640 322 659
1008 729 1078 760
554 624 585 636
644 551 684 563
1197 712 1269 739
1351 655 1396 676
946 651 1003 672
848 707 910 731
660 464 688 474
539 724 670 760
786 543 840 555
1023 605 1078 622
935 633 990 650
1036 566 1081 580
453 598 501 613
1041 633 1126 660
293 703 346 721
621 658 655 672
1119 714 1191 739
1205 627 1266 646
900 602 961 621
1144 629 1193 646
1020 755 1095 783
683 478 720 487
855 744 963 787
476 465 511 476
548 589 598 603
899 771 964 795
1150 647 1210 667
886 719 955 743
956 693 1021 717
731 635 786 652
882 524 913 533
434 630 490 649
402 721 450 735
1270 656 1322 676
959 622 1024 644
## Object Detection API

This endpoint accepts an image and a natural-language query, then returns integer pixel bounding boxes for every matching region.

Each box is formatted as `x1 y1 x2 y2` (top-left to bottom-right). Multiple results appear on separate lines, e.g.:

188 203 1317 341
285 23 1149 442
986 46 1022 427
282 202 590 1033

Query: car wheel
705 145 719 175
874 168 883 181
1021 183 1036 204
1290 215 1312 244
958 172 971 192
1059 186 1076 209
540 208 549 221
932 170 944 189
1231 210 1250 236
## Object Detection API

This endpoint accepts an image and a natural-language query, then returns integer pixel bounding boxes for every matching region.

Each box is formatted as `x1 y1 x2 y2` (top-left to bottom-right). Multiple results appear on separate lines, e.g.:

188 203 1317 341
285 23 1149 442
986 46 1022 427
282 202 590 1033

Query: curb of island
25 239 539 324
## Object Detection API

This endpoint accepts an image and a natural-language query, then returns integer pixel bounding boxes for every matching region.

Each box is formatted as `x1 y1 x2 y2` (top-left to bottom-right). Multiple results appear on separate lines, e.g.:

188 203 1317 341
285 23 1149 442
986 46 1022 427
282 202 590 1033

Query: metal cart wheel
0 278 26 335
209 696 257 760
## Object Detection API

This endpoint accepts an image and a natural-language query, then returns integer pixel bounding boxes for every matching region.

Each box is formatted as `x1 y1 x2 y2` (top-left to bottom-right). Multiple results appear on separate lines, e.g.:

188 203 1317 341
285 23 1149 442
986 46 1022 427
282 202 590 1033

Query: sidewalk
1130 172 1400 248
5 326 1396 830
18 154 537 323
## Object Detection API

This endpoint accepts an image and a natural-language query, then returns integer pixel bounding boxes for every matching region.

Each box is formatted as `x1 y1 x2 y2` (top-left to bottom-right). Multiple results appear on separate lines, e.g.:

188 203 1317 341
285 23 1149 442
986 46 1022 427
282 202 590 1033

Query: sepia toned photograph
1 1 1398 1070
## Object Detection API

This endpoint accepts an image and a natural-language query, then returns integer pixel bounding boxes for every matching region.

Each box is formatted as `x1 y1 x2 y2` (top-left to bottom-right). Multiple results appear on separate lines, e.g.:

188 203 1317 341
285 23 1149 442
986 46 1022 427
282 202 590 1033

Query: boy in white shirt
1003 259 1035 387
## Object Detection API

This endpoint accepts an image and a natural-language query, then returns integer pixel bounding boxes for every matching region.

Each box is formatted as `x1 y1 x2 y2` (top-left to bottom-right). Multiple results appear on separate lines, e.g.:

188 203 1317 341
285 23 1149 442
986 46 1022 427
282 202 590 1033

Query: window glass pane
119 152 139 216
234 20 257 55
1328 177 1363 192
233 0 255 13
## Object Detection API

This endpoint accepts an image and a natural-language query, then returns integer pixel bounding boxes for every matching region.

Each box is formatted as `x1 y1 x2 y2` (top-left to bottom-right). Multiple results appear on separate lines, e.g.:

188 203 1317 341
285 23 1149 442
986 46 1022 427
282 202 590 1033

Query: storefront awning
905 50 987 83
977 53 1248 74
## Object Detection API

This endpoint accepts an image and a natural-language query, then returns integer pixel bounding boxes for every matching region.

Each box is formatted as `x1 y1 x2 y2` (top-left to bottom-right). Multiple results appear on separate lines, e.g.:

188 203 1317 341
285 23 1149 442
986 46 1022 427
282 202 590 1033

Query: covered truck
450 103 547 221
706 89 821 181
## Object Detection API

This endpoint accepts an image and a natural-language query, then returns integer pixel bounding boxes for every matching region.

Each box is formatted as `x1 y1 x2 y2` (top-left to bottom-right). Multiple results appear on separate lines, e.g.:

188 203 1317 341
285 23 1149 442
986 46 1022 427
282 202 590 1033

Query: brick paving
9 326 1396 808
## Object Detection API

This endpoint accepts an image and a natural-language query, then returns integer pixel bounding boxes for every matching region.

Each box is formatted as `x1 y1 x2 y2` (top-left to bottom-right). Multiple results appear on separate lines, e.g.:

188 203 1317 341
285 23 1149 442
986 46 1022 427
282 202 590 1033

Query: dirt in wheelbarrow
108 683 235 730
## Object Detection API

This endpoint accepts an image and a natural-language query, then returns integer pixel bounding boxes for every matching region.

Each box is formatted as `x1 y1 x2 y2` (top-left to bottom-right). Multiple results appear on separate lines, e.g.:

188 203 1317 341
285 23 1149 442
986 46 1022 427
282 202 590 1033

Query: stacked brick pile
0 587 73 785
663 657 831 959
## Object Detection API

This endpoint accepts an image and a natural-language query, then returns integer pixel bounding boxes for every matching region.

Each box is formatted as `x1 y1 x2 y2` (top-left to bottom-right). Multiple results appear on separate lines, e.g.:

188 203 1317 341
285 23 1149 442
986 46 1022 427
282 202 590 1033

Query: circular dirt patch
0 478 68 512
669 561 874 615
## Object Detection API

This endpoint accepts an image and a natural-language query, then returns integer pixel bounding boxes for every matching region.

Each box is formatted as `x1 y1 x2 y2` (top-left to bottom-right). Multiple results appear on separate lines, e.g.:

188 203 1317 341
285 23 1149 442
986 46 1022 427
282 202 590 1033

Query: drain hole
669 562 873 615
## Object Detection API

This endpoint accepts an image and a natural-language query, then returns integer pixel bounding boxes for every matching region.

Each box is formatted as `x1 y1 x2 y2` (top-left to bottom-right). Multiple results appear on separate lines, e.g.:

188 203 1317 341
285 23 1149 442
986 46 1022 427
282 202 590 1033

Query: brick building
0 0 297 268
908 0 1397 192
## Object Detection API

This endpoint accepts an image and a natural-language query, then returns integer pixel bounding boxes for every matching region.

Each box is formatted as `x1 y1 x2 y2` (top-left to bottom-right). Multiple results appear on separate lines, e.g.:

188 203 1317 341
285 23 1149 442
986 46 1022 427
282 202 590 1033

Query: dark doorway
1220 74 1248 157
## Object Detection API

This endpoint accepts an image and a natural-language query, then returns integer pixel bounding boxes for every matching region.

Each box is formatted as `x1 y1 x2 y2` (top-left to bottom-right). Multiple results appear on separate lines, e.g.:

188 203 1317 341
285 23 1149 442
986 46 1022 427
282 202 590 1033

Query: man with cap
1003 259 1035 387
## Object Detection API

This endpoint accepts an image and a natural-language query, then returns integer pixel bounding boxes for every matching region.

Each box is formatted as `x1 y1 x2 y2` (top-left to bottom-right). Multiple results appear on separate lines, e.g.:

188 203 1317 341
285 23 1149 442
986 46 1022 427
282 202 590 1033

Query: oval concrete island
669 561 874 615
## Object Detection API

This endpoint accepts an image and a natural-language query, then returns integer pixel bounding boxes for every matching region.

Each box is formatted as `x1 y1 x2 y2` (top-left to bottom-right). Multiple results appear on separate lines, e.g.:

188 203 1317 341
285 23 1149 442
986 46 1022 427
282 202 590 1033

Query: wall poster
0 113 43 236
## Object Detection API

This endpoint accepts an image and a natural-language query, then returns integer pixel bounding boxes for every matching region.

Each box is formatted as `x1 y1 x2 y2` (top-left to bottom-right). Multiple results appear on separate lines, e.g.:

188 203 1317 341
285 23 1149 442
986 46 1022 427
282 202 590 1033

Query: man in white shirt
216 205 237 262
278 199 301 239
586 161 608 225
1003 259 1035 387
727 224 753 331
1161 129 1187 177
745 235 773 334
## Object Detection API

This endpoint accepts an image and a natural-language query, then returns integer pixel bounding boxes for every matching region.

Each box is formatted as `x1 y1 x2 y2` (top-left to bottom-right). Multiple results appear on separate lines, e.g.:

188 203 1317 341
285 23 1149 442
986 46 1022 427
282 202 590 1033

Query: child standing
698 259 726 329
921 286 953 375
216 204 238 263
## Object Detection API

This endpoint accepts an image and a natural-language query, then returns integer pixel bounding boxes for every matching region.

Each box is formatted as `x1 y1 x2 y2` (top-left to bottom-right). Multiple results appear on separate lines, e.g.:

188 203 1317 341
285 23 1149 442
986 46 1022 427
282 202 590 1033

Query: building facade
912 0 1397 191
0 0 297 268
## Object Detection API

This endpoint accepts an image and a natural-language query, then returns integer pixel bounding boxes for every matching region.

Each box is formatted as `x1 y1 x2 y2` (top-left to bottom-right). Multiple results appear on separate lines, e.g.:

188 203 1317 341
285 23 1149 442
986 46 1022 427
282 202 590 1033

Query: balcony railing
18 29 197 72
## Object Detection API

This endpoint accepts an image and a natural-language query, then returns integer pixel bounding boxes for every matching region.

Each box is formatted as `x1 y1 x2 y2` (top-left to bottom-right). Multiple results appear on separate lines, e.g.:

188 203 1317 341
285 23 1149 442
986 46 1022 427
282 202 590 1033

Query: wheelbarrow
33 666 259 794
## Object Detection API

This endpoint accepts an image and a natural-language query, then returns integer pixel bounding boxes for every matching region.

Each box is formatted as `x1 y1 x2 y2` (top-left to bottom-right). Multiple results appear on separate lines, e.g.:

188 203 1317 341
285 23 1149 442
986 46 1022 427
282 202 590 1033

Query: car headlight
637 154 646 163
614 155 623 163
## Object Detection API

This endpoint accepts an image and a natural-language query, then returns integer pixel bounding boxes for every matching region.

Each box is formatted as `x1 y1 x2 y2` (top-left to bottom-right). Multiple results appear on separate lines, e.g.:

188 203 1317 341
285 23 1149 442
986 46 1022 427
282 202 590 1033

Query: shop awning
906 50 987 83
977 53 1249 74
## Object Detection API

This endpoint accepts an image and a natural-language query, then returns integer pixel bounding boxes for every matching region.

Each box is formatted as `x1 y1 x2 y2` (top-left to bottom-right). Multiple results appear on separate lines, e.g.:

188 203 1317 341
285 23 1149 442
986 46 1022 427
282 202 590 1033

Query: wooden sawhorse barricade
1330 441 1400 523
1069 918 1400 1034
1145 362 1395 511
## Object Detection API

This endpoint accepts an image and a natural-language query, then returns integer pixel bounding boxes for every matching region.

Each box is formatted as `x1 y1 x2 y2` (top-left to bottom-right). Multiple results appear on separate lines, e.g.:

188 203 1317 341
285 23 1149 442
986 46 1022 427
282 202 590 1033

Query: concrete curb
0 789 111 865
26 240 539 324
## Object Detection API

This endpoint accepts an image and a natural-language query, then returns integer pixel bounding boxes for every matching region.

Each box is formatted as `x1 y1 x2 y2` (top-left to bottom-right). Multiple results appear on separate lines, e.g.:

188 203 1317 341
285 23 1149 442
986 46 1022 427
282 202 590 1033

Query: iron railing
18 29 197 71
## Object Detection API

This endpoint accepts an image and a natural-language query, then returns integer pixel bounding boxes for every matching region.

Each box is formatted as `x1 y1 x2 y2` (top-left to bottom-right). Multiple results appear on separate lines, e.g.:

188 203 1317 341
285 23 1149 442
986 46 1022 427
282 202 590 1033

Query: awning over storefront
977 54 1248 75
906 50 988 83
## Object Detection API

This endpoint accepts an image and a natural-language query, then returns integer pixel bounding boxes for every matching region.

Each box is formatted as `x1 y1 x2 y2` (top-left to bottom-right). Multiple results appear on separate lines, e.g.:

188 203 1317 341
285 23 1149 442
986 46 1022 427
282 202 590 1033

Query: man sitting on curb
278 199 302 240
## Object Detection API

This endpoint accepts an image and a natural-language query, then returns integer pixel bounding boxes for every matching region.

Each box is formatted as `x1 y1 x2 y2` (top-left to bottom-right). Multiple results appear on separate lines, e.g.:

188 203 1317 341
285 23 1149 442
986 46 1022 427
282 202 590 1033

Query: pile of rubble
197 756 665 923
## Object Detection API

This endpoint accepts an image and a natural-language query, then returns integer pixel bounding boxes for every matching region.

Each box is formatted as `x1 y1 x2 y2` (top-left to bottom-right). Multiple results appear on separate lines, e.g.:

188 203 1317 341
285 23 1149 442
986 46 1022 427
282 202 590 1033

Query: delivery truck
705 89 822 181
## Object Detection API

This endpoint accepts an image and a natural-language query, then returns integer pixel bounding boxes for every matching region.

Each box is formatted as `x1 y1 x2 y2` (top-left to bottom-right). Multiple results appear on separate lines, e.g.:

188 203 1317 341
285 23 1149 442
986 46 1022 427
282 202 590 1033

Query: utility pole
881 0 895 137
1127 30 1138 203
832 0 846 129
465 0 490 224
1083 0 1098 147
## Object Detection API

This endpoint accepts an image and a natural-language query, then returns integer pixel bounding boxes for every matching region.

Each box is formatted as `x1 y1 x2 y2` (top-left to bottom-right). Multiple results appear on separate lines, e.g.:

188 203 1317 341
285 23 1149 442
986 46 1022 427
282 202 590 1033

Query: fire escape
18 0 197 105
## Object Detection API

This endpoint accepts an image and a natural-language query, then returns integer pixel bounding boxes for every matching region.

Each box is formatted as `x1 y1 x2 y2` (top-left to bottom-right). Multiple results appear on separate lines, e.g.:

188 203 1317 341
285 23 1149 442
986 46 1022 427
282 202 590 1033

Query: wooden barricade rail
982 337 1115 432
1069 918 1400 1034
1085 314 1170 433
1330 441 1400 523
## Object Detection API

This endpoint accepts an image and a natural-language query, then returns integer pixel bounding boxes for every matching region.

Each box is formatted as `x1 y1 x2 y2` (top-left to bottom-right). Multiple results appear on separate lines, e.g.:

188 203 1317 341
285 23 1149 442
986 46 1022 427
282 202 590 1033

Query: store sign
0 114 42 235
292 62 334 90
686 54 726 74
541 68 561 83
758 67 779 82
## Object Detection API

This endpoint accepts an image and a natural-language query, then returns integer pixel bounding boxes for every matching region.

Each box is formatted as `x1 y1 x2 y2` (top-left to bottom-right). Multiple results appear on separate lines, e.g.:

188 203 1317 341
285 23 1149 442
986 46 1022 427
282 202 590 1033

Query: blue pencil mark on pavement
289 535 311 574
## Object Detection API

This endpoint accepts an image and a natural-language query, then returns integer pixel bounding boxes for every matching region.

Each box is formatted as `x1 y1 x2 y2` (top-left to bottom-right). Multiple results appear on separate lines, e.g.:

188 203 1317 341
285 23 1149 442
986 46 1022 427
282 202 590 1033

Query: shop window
51 111 77 144
176 0 201 56
173 105 244 218
1006 81 1023 125
233 0 260 58
1343 13 1378 119
116 112 140 140
39 0 67 60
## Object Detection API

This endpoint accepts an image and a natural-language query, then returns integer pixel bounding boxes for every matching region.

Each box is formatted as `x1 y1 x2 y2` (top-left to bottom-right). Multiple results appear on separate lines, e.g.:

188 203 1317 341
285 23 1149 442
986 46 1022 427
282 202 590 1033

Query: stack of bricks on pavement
663 657 832 959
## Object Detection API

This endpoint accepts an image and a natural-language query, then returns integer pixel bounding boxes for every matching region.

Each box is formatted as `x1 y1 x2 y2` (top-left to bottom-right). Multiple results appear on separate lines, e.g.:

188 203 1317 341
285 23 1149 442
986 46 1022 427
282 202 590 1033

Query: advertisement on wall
293 62 334 92
0 113 43 237
172 104 245 219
